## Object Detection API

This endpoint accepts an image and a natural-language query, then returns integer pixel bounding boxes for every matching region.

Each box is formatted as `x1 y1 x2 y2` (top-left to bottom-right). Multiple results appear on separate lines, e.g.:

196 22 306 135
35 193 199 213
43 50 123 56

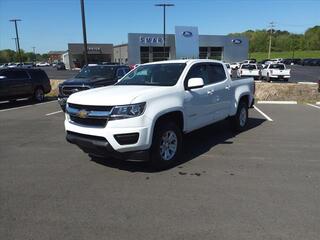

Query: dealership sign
232 39 242 44
182 31 193 37
140 36 164 44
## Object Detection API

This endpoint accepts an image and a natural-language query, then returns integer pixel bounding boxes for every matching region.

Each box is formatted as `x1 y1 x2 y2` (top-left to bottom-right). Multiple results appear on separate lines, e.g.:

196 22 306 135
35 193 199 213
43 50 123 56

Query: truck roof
142 59 225 66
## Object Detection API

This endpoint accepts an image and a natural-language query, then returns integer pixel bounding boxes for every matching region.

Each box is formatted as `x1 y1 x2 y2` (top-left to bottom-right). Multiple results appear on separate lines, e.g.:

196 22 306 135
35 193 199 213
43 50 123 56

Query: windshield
269 64 285 70
117 63 186 86
75 66 115 79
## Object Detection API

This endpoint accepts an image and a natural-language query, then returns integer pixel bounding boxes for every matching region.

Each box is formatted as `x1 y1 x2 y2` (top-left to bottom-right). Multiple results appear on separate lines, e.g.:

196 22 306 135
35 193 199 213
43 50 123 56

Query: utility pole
268 21 275 59
155 3 174 60
32 47 36 62
10 19 22 64
80 0 88 66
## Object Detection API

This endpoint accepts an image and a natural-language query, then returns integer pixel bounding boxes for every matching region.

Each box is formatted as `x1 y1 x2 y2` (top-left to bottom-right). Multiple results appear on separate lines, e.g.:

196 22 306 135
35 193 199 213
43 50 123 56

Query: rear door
207 63 232 121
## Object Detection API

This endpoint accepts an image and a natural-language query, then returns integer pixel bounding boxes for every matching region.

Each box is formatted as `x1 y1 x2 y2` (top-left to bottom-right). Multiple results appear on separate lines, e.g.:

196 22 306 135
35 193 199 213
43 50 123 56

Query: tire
34 87 45 102
266 73 271 82
150 121 182 170
231 100 248 132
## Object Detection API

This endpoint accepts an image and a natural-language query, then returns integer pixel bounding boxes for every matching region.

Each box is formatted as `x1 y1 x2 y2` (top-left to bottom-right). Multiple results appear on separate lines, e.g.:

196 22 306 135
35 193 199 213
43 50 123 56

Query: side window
185 64 209 86
207 63 227 84
12 70 29 79
116 68 125 78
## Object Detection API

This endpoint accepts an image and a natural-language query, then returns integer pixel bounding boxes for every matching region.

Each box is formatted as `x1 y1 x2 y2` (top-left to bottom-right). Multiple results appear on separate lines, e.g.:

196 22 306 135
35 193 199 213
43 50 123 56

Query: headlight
110 102 146 120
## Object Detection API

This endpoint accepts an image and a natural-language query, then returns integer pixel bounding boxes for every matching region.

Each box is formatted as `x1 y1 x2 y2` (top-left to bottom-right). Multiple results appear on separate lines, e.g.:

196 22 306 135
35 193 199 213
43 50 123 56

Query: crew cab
64 60 255 170
58 64 130 111
239 64 261 80
0 67 51 102
261 63 290 82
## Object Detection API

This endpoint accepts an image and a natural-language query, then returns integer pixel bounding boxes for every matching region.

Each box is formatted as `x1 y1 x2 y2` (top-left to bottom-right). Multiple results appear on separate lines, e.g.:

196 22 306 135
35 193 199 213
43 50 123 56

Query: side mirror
187 77 204 90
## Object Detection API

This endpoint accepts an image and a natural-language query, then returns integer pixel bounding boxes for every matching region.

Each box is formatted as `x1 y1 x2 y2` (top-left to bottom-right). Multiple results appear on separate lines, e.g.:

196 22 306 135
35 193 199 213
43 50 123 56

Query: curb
257 101 297 104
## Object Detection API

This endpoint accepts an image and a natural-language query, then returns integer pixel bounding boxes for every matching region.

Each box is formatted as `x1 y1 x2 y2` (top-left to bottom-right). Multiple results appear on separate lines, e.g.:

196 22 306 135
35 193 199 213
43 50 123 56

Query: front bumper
66 131 149 161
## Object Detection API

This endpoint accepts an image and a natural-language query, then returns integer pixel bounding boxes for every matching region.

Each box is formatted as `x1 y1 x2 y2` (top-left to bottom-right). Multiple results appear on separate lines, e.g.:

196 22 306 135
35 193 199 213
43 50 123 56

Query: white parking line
253 105 274 122
257 101 297 104
45 110 63 116
0 100 57 113
306 103 320 110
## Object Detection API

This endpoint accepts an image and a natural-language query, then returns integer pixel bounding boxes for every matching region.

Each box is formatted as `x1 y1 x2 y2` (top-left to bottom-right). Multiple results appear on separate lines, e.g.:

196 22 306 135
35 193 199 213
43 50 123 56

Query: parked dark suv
0 68 51 102
58 64 130 111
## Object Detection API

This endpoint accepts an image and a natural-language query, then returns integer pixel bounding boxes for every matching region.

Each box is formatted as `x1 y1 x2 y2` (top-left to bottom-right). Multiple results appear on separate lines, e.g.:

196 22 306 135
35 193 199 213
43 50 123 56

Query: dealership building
114 26 248 65
62 43 113 69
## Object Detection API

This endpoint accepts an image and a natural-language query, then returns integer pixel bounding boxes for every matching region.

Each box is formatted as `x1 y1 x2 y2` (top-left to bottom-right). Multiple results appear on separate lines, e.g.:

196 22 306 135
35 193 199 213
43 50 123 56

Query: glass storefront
199 47 223 60
140 47 170 63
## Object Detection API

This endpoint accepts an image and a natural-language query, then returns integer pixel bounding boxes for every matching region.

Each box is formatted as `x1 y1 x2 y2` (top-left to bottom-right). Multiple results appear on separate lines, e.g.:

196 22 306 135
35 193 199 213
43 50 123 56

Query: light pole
10 19 22 64
80 0 88 66
32 47 36 63
155 3 174 60
268 21 275 59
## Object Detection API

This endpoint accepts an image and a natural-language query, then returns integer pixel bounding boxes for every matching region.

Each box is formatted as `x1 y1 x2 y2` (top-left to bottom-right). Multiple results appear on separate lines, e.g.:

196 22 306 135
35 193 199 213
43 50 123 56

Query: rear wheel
231 100 248 132
150 121 182 170
34 87 45 102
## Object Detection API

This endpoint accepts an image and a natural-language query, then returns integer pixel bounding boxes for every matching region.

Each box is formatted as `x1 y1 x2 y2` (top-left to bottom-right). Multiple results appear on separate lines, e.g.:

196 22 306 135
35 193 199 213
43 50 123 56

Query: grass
249 50 320 61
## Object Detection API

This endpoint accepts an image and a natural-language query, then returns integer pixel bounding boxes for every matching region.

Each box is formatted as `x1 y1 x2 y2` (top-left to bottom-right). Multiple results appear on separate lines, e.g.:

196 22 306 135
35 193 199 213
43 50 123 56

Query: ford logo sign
182 31 193 37
232 39 242 44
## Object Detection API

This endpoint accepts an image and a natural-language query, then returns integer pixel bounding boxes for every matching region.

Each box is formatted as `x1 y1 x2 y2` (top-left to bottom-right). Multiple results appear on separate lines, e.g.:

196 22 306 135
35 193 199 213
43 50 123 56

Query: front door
183 63 216 132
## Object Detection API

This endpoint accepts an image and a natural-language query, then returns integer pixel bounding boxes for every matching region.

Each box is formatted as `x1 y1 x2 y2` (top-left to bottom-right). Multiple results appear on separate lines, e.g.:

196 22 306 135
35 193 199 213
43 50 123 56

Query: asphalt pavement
1 100 319 240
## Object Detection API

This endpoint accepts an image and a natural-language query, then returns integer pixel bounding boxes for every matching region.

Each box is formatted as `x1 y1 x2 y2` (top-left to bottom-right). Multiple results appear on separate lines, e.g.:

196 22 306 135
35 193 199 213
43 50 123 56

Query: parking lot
43 65 320 83
1 100 319 240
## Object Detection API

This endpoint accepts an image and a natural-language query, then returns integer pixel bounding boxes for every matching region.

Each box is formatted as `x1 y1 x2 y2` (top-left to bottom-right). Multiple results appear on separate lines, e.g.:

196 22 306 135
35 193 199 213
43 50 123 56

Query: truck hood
62 77 114 86
67 85 165 106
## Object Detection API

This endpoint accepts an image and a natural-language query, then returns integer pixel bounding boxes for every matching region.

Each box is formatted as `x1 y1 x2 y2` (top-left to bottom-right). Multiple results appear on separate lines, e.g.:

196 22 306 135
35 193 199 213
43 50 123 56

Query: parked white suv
65 60 255 169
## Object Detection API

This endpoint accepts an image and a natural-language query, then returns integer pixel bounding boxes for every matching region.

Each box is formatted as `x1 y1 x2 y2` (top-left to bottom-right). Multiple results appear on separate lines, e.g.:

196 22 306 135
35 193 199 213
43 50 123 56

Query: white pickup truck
239 64 261 80
65 60 255 169
261 63 291 82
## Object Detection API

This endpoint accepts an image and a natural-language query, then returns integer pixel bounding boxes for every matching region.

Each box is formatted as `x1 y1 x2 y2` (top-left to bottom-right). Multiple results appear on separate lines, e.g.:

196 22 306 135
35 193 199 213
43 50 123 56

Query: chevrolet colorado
64 59 255 169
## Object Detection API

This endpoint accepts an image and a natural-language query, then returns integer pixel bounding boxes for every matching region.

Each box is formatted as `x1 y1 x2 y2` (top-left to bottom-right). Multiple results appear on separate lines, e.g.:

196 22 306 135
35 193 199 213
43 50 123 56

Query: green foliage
229 25 320 54
0 49 49 63
250 50 320 62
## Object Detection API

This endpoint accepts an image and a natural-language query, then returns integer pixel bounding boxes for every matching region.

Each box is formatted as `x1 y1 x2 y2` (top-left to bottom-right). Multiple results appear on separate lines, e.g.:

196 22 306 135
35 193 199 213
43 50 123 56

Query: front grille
70 116 107 127
61 85 90 97
67 103 112 128
68 103 113 112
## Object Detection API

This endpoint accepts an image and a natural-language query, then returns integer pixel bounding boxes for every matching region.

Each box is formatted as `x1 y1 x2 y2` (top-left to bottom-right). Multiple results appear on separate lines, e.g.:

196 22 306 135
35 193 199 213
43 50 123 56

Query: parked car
270 58 284 63
283 58 301 65
36 62 50 67
261 63 290 82
64 59 255 170
58 64 130 111
0 63 9 68
239 64 261 80
301 58 313 66
309 59 320 66
0 67 51 102
230 62 241 69
56 62 66 70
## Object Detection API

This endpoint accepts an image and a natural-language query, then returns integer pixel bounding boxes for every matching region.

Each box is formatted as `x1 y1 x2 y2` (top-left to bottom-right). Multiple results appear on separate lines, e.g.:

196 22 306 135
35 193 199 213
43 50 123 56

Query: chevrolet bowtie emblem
77 109 88 118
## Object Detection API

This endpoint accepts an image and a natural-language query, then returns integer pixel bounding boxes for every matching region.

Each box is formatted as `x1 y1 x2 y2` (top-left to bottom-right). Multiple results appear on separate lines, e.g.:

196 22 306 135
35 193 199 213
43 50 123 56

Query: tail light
240 70 243 75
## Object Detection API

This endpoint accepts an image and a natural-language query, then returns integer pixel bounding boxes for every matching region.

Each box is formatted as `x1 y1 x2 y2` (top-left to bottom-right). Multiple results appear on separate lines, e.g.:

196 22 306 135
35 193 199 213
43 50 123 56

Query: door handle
225 85 231 90
207 90 214 95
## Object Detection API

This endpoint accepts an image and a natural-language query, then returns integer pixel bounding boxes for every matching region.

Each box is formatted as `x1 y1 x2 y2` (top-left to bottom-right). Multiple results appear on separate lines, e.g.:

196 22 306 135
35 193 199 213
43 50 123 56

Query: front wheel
231 100 248 132
150 121 182 170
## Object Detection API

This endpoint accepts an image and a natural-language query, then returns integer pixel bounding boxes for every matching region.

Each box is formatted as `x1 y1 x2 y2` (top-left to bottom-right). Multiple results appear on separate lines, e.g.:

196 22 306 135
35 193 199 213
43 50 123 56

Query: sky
0 0 319 53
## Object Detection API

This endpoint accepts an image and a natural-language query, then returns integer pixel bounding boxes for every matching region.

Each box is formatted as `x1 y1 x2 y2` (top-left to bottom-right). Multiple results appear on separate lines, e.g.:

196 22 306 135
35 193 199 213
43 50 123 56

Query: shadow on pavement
91 117 266 173
0 97 57 111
